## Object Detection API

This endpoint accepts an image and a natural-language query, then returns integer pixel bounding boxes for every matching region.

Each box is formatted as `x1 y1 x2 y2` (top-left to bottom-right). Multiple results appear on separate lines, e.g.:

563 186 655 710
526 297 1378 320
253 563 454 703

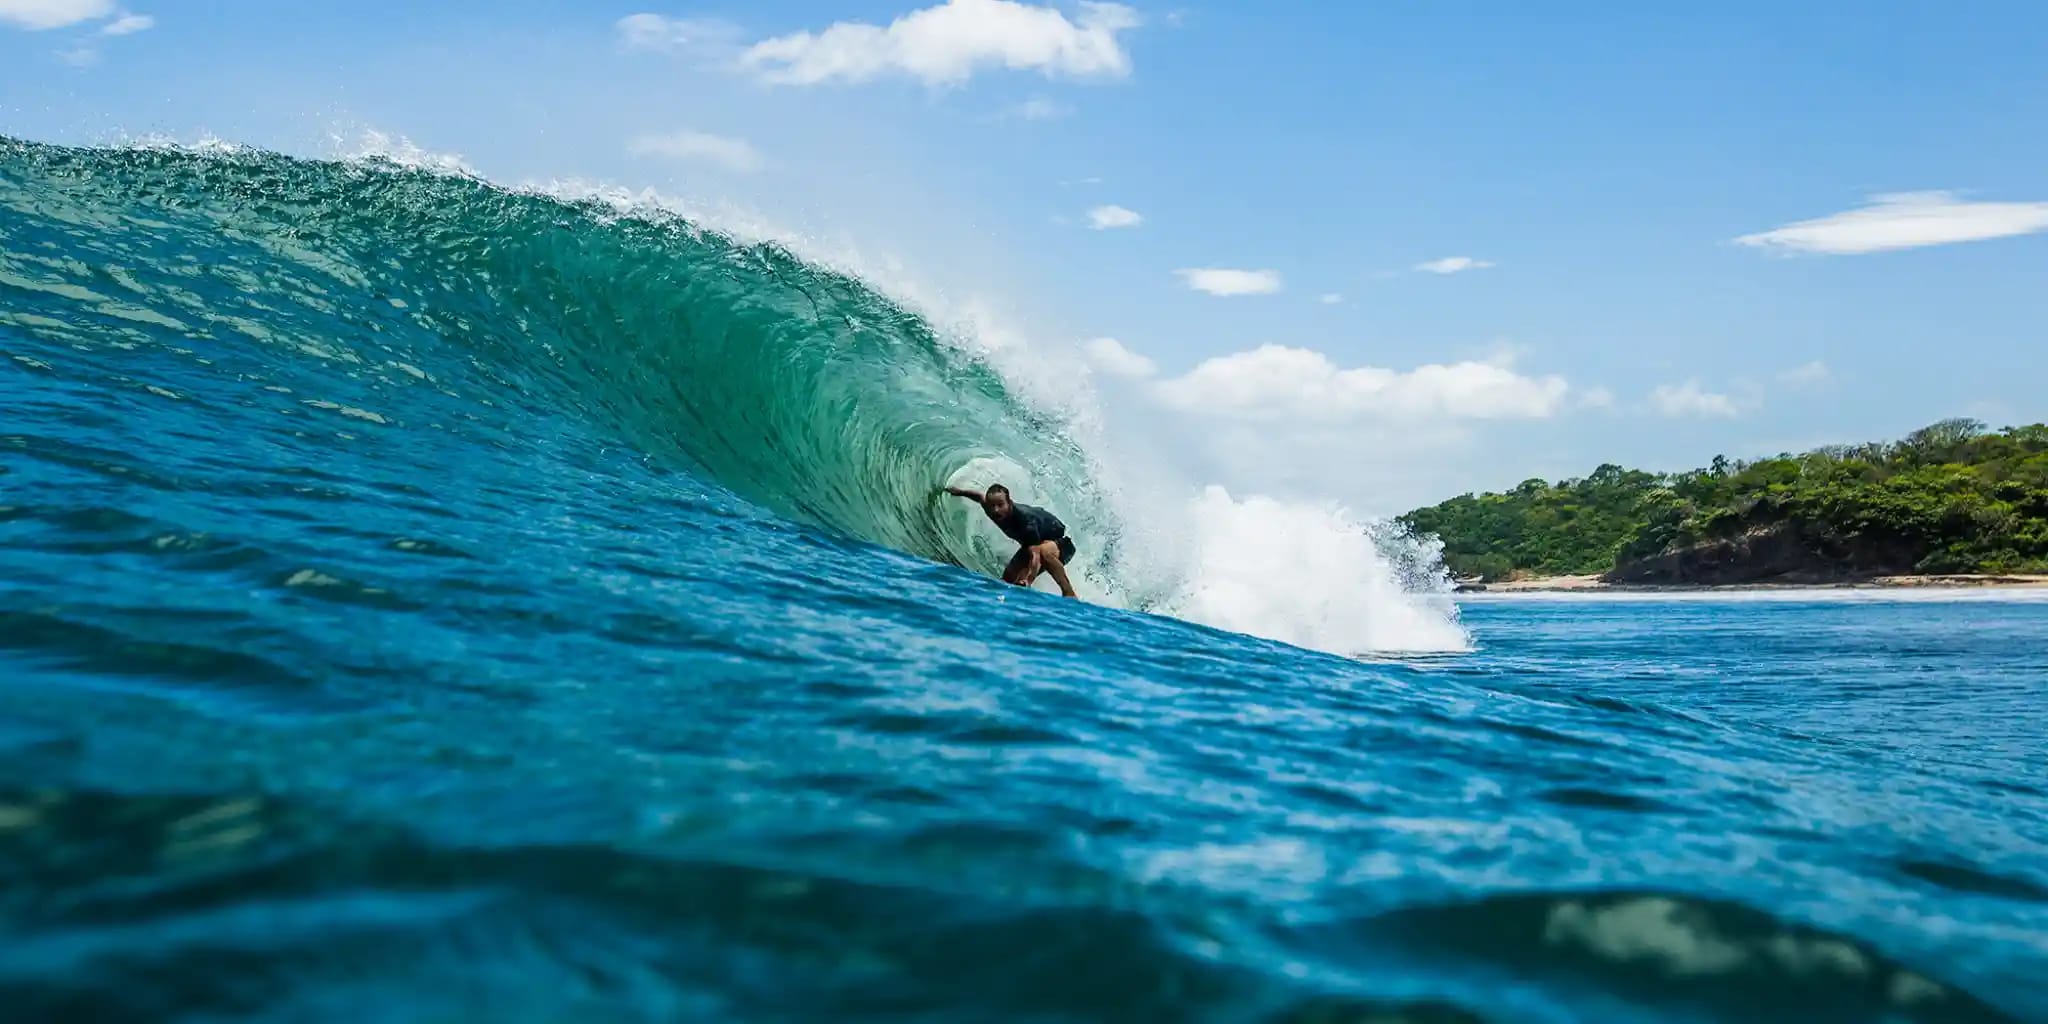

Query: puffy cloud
1736 191 2048 254
1116 341 1584 516
627 131 765 172
1319 293 1344 305
741 0 1139 86
1647 381 1741 419
1082 337 1156 378
1155 344 1569 421
1414 256 1495 275
0 0 114 30
1176 267 1282 296
1086 204 1141 230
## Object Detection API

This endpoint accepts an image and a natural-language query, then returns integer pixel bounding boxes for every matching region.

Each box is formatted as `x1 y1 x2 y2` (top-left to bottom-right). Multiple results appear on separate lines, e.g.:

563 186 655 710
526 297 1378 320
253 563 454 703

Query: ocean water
3 137 2045 1022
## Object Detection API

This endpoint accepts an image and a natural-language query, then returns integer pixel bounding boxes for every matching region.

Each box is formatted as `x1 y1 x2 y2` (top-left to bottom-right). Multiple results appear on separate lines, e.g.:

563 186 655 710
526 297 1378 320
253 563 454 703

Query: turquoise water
3 138 2045 1022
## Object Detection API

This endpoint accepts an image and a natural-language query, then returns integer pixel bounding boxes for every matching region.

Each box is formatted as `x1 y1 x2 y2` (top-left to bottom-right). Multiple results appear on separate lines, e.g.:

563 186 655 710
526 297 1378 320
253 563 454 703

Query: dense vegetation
1401 419 2048 582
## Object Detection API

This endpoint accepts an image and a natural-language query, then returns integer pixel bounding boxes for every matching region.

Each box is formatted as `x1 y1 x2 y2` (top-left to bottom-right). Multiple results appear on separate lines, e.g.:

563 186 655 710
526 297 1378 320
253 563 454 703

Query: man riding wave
943 483 1078 598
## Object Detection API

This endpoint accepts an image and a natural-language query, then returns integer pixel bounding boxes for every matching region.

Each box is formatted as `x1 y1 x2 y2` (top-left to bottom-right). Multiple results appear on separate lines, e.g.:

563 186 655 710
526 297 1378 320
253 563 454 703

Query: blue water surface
3 138 2046 1022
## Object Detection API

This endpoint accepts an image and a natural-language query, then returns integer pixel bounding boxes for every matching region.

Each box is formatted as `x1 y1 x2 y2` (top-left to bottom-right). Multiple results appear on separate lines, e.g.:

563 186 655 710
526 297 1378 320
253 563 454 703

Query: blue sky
6 1 2047 513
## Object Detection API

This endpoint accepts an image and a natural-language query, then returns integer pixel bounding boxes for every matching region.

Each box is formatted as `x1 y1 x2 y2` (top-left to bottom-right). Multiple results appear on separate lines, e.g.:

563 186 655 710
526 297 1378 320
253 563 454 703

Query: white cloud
1319 293 1344 305
98 10 146 34
1108 341 1588 515
1736 191 2048 254
1777 360 1831 388
627 131 765 173
1415 256 1495 275
1579 386 1616 410
741 0 1139 86
0 0 113 30
1155 344 1569 421
615 13 742 55
1087 204 1141 230
21 3 149 64
1082 337 1156 378
1176 268 1282 297
1060 175 1103 186
1007 96 1070 120
1647 381 1741 419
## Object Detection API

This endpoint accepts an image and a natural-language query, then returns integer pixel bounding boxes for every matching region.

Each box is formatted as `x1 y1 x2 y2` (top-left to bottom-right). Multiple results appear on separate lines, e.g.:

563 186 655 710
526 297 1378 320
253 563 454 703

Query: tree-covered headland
1401 419 2048 584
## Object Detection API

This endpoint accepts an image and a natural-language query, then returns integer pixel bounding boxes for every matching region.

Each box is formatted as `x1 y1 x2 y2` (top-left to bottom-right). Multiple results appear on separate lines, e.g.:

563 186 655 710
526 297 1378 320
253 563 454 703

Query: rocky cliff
1605 521 1927 586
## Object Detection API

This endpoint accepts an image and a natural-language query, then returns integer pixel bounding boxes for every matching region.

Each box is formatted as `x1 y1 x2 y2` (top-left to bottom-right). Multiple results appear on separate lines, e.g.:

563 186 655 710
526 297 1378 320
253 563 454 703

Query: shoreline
1463 573 2048 594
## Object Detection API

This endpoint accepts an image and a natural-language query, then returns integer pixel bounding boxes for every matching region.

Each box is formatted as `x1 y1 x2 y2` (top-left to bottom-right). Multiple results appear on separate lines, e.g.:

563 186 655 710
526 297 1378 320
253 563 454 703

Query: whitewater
3 136 2045 1022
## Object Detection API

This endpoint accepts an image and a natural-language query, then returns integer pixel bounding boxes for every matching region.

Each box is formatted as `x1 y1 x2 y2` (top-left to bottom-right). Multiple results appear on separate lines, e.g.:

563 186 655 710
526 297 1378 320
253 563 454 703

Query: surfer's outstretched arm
943 486 984 502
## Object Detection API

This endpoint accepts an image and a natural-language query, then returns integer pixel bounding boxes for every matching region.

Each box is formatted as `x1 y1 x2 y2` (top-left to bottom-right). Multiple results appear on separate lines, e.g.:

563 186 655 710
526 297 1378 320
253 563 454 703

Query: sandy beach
1471 573 2048 593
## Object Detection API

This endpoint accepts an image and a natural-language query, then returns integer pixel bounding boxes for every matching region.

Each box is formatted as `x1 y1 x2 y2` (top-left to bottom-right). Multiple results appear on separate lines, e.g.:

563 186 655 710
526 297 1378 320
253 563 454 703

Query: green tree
1398 420 2048 582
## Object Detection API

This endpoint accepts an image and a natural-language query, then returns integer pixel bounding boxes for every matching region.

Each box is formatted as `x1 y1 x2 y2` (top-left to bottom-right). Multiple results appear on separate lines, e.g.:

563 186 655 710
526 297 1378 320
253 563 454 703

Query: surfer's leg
1001 546 1037 586
1034 540 1078 599
1016 548 1046 587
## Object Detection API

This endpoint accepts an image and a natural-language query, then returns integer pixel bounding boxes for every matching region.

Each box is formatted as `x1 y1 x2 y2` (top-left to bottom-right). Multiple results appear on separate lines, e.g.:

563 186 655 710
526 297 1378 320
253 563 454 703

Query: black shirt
995 503 1066 547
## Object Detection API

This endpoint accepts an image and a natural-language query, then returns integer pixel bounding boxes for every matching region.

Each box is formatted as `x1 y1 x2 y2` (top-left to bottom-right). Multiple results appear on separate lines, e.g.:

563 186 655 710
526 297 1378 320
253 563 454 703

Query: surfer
943 484 1079 598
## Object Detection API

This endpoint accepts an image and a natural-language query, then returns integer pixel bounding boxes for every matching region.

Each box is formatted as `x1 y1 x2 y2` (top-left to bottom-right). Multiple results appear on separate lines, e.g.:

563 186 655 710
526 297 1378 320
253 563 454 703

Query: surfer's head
981 484 1014 520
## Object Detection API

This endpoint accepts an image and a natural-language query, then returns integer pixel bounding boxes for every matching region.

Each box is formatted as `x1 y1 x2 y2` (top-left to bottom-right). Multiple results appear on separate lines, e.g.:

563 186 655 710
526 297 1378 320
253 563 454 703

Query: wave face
4 137 2044 1021
0 136 1461 652
0 138 1091 577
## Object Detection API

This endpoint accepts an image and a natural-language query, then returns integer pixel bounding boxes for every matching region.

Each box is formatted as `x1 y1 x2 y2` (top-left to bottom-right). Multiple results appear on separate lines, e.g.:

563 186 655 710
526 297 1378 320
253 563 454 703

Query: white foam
943 470 1472 654
1156 487 1468 654
120 133 251 157
332 130 483 177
